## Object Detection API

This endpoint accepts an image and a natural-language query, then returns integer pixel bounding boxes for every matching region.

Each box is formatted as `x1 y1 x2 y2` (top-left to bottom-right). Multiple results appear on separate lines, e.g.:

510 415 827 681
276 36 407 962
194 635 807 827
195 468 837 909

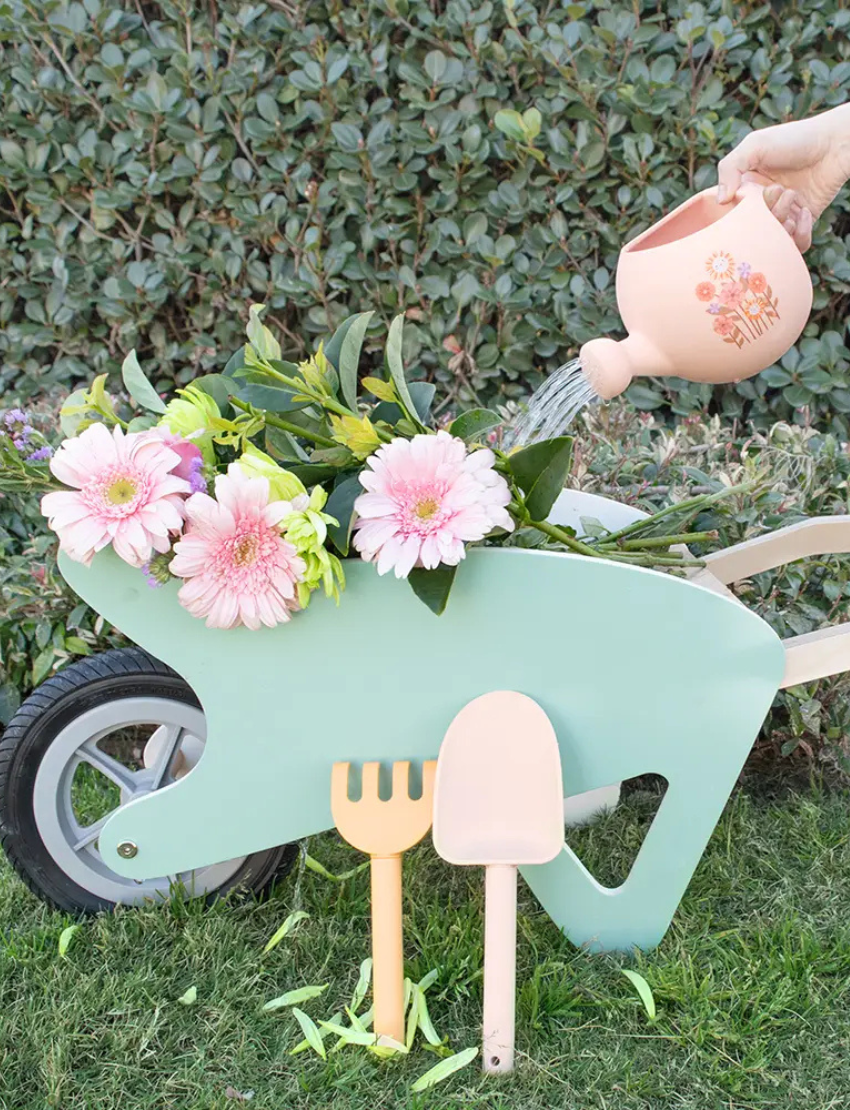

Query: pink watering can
513 182 813 442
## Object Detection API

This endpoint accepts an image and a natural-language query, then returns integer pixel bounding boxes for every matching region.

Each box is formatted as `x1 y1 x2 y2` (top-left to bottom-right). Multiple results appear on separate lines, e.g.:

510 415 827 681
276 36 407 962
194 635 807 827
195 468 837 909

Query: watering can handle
702 516 850 687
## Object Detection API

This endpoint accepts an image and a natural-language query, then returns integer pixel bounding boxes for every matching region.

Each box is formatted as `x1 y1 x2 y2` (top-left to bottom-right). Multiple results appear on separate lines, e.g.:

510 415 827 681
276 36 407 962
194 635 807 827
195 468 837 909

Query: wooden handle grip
370 854 405 1043
482 864 518 1074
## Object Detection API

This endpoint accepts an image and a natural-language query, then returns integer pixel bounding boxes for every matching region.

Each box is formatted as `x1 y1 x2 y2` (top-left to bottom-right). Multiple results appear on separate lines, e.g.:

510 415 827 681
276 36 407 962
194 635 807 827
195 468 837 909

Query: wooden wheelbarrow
53 499 850 953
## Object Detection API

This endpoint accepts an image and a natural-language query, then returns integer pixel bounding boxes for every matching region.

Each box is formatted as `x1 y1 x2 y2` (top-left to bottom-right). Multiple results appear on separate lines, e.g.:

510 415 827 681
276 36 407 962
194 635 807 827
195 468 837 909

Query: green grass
2 785 850 1109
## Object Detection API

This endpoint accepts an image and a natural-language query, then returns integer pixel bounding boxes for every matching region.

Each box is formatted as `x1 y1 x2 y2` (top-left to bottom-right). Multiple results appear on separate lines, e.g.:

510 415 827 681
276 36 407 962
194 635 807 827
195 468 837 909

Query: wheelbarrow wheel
0 646 299 914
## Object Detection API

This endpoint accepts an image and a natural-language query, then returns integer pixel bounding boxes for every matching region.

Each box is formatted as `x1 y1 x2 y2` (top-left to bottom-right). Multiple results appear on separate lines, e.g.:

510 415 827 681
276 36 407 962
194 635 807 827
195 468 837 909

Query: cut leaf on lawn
411 1046 479 1091
58 924 80 958
350 958 373 1013
263 910 310 953
263 984 328 1011
177 986 197 1006
621 969 657 1020
292 1008 326 1059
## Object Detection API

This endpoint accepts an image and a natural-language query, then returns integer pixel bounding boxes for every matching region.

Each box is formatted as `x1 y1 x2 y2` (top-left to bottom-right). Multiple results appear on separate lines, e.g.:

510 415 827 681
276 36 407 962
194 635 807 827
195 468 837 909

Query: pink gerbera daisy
170 465 306 629
41 423 191 567
352 431 514 578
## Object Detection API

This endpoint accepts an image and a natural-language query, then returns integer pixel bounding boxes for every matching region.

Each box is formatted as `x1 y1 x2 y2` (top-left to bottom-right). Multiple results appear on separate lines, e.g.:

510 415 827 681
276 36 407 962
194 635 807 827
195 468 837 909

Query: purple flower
4 408 30 429
708 301 721 314
187 455 207 494
13 430 33 453
737 262 752 278
141 564 162 589
27 445 53 463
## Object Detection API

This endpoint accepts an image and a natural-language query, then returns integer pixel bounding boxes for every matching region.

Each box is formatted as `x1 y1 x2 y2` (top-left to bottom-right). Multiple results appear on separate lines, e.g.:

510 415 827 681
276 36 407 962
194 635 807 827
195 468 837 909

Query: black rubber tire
0 646 299 914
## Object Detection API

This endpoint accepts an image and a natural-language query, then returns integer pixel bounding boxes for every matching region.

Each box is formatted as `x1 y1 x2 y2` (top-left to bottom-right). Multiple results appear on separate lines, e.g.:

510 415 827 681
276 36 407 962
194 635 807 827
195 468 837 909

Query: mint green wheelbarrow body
59 541 785 953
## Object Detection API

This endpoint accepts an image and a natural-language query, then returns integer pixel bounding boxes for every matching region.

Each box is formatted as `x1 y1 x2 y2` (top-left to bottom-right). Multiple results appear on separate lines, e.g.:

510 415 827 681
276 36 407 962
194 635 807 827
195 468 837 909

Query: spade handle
371 853 405 1043
483 864 518 1074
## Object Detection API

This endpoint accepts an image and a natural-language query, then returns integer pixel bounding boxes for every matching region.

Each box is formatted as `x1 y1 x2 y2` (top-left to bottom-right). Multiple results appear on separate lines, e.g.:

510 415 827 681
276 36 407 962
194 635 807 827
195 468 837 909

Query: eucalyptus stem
607 531 717 551
512 505 706 569
594 482 757 546
230 397 337 448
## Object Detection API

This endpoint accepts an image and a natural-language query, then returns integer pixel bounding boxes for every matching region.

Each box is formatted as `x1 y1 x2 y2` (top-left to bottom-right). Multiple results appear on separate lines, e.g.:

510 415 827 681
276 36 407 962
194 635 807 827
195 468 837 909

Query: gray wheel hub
33 696 246 906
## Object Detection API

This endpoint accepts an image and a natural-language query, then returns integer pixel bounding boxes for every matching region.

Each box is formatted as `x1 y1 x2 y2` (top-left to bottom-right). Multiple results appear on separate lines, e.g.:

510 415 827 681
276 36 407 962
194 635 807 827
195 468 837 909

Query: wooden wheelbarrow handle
697 516 850 689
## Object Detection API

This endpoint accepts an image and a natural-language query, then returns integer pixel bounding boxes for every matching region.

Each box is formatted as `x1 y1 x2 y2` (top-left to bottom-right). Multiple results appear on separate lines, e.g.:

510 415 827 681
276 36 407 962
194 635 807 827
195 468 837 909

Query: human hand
716 105 850 251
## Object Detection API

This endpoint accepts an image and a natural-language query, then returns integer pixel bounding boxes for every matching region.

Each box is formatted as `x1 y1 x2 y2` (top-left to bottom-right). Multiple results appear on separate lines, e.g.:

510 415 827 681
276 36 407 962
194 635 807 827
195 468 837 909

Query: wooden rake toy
331 760 437 1044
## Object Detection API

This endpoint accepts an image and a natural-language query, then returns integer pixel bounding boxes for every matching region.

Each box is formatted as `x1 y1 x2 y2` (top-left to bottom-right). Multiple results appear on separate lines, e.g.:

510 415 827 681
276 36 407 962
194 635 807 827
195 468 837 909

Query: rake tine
391 761 410 800
360 761 381 799
331 762 351 804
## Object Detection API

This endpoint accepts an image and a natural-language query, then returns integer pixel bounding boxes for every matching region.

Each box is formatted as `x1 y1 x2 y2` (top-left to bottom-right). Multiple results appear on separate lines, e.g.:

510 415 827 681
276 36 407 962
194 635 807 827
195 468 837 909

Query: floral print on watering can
695 250 781 350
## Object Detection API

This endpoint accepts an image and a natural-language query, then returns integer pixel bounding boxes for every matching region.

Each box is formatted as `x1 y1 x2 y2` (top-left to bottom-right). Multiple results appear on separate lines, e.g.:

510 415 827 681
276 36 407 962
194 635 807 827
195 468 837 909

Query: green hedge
2 1 850 426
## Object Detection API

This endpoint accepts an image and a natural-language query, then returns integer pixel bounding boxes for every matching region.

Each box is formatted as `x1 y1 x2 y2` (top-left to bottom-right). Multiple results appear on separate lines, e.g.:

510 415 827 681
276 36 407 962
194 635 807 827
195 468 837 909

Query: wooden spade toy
433 691 564 1074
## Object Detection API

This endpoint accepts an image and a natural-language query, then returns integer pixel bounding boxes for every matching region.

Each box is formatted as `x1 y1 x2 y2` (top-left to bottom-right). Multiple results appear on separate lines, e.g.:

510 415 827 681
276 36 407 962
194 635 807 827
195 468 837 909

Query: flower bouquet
2 308 733 630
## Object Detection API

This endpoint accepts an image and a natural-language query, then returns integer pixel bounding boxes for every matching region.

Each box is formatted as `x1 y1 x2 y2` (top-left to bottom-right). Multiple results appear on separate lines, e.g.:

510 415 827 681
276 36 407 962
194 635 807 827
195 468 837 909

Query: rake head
331 760 437 857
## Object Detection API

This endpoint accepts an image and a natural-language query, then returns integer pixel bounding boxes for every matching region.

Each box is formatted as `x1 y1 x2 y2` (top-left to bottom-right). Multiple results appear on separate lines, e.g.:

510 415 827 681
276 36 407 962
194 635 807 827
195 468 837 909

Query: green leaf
408 565 458 616
449 408 500 442
286 464 340 486
192 373 232 413
230 379 307 414
362 376 398 402
494 109 526 142
246 304 281 362
318 1020 376 1046
263 984 328 1011
58 924 80 958
177 985 197 1006
385 314 421 426
350 958 373 1014
223 345 247 378
325 474 362 556
411 1046 479 1091
121 350 167 414
291 1008 326 1059
60 390 90 437
418 969 439 993
368 1036 408 1058
0 683 21 726
424 49 447 83
304 854 370 882
621 969 656 1021
32 648 55 686
509 436 574 521
263 910 310 953
625 383 665 410
416 988 443 1046
290 1011 343 1056
338 311 374 410
409 382 436 423
405 985 421 1050
324 314 359 371
522 107 542 140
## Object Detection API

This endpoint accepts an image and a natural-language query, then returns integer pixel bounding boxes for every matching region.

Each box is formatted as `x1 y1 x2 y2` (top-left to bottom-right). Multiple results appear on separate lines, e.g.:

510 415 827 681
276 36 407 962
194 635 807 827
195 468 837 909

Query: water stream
506 358 600 448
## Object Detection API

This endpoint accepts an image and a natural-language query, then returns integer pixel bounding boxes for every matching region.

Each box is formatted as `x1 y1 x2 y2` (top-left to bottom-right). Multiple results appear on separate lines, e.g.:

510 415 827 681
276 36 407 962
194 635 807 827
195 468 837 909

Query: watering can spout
579 334 673 401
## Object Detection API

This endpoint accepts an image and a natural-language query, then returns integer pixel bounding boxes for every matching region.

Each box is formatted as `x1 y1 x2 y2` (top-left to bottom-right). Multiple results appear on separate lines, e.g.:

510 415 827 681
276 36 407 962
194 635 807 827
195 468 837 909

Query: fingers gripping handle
483 865 518 1074
370 854 405 1043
